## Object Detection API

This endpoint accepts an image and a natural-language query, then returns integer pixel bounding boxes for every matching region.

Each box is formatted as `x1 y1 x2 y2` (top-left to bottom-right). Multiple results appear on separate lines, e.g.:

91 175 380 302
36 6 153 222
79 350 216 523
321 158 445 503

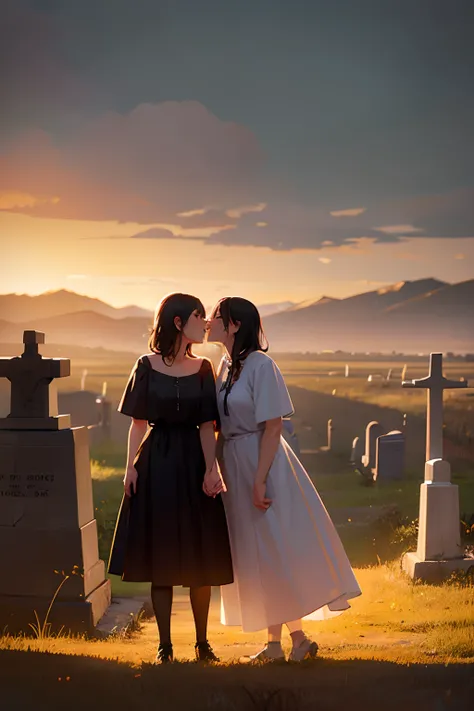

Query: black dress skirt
108 355 234 587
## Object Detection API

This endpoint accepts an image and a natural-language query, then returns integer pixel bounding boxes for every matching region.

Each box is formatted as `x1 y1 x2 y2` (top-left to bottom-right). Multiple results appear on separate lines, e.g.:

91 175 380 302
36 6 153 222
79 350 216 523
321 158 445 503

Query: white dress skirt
217 351 361 633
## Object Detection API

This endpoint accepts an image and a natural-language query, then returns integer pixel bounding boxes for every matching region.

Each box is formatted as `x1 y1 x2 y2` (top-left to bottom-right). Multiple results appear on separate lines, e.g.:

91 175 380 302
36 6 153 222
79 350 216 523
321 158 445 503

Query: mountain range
0 279 473 354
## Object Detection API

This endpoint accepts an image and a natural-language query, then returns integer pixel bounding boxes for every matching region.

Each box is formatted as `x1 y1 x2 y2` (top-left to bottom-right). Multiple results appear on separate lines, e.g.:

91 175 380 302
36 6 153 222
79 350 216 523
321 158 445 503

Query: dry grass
1 564 472 665
1 565 473 710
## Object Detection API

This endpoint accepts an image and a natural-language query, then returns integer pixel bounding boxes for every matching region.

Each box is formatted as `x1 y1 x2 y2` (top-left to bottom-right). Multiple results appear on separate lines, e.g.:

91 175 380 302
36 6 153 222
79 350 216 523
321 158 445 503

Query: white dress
217 351 361 633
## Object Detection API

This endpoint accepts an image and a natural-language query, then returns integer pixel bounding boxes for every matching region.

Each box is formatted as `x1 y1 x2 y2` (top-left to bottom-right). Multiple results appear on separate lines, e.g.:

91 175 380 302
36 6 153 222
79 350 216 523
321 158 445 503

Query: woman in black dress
108 293 233 663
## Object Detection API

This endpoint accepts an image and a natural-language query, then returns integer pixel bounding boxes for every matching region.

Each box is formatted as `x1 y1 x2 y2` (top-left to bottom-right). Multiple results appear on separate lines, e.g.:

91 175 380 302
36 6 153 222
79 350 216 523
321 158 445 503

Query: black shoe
156 642 173 664
195 640 219 662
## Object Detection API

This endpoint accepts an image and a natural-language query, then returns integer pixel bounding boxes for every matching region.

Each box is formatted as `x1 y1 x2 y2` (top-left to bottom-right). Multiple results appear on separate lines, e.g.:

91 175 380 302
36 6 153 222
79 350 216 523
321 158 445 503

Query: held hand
203 462 227 498
253 479 272 511
123 468 138 497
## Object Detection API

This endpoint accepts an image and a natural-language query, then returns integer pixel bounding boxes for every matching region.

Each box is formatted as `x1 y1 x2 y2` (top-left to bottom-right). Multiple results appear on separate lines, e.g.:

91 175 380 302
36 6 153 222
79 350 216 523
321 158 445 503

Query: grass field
90 460 474 582
2 350 474 709
1 564 473 710
53 350 474 451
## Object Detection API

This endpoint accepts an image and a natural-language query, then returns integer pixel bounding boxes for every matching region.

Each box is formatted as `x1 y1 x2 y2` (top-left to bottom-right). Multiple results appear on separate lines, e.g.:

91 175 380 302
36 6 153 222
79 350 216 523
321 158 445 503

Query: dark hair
148 293 206 364
212 296 268 415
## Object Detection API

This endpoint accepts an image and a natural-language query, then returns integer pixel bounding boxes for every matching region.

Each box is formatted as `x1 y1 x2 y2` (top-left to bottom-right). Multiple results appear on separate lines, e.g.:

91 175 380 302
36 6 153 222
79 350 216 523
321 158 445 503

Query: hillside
0 290 153 322
0 279 472 354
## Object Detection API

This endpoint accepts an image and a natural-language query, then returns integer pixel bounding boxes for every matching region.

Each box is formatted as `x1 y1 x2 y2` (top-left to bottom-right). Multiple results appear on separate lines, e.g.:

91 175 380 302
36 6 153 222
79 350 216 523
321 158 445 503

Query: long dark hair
148 293 206 364
213 296 268 415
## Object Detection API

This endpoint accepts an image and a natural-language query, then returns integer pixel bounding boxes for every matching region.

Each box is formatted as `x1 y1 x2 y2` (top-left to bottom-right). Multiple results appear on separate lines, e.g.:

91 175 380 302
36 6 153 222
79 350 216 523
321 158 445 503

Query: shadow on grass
1 648 473 711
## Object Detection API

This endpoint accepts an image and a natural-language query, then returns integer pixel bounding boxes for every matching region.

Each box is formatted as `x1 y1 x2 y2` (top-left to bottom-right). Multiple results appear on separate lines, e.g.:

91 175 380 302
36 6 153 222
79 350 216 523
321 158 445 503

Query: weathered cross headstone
361 421 385 471
374 430 405 482
402 352 474 582
0 331 111 634
0 331 70 428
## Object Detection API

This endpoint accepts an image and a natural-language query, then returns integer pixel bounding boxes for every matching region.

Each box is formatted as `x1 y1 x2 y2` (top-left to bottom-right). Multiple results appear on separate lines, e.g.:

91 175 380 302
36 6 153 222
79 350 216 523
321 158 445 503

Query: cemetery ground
1 462 473 711
1 550 473 710
1 350 473 709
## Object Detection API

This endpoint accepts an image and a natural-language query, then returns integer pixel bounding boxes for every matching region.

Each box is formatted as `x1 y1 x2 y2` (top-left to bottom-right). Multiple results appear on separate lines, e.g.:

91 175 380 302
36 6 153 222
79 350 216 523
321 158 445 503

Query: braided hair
215 297 269 415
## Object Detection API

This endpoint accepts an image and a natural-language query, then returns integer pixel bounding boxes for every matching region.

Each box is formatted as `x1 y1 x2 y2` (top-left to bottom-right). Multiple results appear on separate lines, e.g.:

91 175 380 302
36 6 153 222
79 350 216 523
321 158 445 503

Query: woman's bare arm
255 417 282 484
253 417 282 510
199 420 217 473
124 418 148 495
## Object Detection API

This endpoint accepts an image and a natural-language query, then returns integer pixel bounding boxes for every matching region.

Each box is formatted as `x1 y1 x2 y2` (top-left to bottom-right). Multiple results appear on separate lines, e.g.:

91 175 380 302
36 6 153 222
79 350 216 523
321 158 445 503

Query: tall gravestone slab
0 331 111 634
374 430 405 482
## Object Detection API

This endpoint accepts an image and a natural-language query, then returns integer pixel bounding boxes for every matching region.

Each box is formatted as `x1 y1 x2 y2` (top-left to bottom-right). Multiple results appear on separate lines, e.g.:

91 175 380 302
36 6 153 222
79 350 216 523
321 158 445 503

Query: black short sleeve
198 359 219 427
117 357 149 420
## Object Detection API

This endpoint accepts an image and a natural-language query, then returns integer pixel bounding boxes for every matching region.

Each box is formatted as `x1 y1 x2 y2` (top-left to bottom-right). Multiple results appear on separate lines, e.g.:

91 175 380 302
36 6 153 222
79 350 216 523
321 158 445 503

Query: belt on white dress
222 431 259 442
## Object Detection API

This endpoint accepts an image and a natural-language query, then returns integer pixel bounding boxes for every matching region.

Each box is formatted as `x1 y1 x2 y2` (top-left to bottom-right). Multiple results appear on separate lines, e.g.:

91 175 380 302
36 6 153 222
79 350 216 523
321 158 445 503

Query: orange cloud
330 207 366 217
226 203 267 218
0 102 264 224
0 191 60 210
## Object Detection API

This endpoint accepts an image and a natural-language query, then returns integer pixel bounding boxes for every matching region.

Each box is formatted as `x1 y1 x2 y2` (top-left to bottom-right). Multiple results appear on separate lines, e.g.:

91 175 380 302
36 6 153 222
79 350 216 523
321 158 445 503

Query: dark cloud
176 209 238 229
2 0 473 250
205 189 474 250
0 102 265 223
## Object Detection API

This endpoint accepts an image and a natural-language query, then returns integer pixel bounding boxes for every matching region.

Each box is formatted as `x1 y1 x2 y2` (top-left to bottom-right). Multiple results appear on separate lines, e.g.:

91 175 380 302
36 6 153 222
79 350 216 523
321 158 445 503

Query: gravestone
325 418 345 454
327 418 334 450
374 430 405 482
282 418 300 457
0 331 111 634
361 421 385 471
402 353 474 582
350 435 364 466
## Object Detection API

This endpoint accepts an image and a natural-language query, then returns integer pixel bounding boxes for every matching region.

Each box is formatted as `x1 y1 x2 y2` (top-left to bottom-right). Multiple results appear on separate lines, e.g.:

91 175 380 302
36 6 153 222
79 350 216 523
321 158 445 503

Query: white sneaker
240 643 285 663
289 637 319 661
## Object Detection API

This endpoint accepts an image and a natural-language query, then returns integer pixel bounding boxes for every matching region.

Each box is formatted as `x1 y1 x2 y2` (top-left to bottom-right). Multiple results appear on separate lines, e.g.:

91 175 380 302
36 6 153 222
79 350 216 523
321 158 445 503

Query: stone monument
402 352 474 582
374 430 405 482
0 331 111 634
350 435 364 466
361 421 385 471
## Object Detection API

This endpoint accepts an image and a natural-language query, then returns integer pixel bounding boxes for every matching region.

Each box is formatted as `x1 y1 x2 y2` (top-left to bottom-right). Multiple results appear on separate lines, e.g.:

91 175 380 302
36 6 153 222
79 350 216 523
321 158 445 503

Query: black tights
151 585 211 646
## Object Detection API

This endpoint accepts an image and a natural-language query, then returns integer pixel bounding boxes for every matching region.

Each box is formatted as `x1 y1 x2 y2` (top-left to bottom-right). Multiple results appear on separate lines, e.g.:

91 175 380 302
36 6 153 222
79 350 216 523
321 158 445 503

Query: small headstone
327 418 334 450
0 331 111 635
282 418 300 457
374 430 405 482
361 421 385 470
97 381 112 441
350 435 364 465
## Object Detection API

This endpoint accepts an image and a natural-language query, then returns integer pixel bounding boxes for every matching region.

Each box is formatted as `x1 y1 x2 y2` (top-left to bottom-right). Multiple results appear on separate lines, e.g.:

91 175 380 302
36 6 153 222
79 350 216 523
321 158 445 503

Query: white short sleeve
252 355 294 424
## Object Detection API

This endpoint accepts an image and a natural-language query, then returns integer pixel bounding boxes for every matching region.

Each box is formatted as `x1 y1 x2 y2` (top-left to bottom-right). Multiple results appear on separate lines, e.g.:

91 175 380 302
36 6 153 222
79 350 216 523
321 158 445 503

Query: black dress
108 355 234 587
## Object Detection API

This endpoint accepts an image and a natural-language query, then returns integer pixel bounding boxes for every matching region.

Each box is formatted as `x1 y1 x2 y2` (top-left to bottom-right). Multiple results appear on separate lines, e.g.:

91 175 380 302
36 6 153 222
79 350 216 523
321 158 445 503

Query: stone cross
0 331 71 429
402 353 467 462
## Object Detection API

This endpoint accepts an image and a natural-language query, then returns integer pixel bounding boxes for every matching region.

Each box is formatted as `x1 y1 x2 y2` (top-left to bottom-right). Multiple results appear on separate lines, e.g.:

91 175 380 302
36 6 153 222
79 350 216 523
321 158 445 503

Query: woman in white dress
207 297 361 662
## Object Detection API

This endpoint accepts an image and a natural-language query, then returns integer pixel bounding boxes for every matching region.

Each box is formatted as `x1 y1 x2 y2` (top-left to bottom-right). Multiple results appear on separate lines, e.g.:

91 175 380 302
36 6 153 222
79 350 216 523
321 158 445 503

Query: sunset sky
1 0 473 310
